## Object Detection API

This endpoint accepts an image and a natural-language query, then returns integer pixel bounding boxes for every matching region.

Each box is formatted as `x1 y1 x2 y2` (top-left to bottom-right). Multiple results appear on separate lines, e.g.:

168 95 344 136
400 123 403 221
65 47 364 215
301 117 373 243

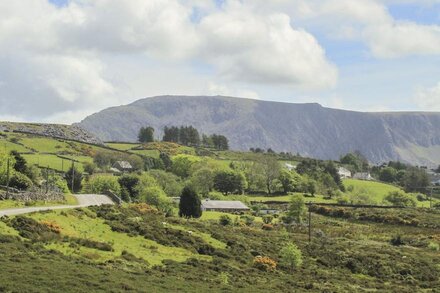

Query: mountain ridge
76 95 440 166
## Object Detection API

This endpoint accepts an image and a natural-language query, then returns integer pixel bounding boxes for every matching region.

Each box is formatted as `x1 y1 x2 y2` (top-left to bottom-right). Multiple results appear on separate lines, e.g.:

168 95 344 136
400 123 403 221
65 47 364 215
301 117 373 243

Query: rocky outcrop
0 122 103 145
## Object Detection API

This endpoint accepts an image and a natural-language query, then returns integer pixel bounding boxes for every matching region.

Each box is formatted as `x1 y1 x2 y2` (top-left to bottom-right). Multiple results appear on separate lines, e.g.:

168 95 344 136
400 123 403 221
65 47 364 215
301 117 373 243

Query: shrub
280 243 303 271
428 242 439 251
118 174 140 201
9 172 33 190
40 220 62 234
284 194 306 224
87 175 121 195
219 215 232 226
240 215 255 226
262 224 274 230
390 235 405 246
262 214 273 224
253 256 277 271
385 191 417 207
129 203 158 215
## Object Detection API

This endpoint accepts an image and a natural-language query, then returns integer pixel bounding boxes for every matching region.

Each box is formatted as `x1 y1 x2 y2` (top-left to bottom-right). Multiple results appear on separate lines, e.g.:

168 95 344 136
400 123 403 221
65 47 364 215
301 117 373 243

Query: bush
428 242 439 251
280 243 303 271
118 174 140 201
253 256 277 271
262 214 273 224
240 215 255 226
9 172 33 190
219 215 232 226
385 191 417 207
390 235 405 246
87 175 121 195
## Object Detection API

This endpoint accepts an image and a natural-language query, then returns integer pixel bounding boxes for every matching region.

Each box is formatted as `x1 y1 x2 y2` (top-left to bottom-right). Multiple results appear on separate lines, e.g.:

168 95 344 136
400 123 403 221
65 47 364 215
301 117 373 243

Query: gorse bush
253 256 277 271
385 191 416 207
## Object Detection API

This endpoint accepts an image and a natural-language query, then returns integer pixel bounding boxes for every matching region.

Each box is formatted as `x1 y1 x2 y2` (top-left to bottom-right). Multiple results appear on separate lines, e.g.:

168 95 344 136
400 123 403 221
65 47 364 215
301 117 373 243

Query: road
0 194 114 217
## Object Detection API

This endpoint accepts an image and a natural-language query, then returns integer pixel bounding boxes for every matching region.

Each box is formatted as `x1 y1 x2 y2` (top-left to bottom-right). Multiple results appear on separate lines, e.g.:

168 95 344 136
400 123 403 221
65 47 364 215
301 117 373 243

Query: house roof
113 161 133 169
201 200 249 210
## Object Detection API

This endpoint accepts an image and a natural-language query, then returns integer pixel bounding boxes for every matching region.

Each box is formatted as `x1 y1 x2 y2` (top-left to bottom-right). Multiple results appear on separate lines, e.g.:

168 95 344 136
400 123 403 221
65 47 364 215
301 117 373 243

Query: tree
10 150 27 174
384 191 416 207
400 167 430 192
379 167 397 183
340 152 368 172
284 194 306 224
179 186 202 218
256 155 281 194
148 169 183 197
213 170 247 195
118 174 140 201
160 152 172 171
86 175 121 195
278 169 301 194
280 243 303 272
65 166 83 193
138 126 155 143
190 167 214 197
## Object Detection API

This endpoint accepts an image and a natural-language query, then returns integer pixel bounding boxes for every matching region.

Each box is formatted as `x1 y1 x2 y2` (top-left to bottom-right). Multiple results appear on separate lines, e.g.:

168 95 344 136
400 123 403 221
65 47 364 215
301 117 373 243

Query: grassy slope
30 210 211 266
0 206 438 292
343 179 436 207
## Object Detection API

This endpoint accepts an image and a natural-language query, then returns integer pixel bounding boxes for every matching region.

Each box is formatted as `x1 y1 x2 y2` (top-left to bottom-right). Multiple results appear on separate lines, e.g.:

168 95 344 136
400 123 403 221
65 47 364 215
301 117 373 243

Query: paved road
0 194 114 217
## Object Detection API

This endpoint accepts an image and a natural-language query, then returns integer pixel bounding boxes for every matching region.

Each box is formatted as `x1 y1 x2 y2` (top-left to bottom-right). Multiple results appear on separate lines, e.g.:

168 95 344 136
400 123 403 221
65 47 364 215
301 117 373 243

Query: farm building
284 163 295 171
338 167 352 179
353 172 373 180
201 200 250 213
112 161 133 172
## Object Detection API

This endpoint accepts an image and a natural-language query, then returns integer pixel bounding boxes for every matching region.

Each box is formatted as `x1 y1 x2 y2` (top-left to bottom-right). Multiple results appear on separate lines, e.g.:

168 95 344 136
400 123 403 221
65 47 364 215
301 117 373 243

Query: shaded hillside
77 96 440 166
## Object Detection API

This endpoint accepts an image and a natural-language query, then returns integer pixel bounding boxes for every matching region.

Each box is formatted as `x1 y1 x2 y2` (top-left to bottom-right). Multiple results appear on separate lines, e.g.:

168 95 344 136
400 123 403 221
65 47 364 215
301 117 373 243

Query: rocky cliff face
77 95 440 166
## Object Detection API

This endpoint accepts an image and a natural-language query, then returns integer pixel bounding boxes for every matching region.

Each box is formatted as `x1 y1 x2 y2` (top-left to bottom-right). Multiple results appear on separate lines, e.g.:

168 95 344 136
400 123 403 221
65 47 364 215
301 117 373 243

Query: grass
0 138 30 153
106 142 140 151
200 211 263 223
342 179 436 207
0 194 77 209
247 193 336 204
22 154 85 172
29 210 210 266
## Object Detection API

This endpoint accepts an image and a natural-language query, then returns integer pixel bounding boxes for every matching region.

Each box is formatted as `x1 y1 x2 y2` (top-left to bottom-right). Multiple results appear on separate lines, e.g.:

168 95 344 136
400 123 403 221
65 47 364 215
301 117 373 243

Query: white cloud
199 2 338 88
414 82 440 110
279 0 440 58
0 0 338 122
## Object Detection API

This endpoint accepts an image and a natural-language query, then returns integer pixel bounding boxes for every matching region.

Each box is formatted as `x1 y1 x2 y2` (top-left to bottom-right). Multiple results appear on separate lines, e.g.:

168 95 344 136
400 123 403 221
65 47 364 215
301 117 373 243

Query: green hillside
0 204 438 292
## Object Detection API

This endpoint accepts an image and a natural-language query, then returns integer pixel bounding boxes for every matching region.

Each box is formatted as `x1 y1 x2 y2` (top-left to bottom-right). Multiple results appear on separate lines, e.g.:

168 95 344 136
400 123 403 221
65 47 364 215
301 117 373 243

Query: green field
106 142 140 151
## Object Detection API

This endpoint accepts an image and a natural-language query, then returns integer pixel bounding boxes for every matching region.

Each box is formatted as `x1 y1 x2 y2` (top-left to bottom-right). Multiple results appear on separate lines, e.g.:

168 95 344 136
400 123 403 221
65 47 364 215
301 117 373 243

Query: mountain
77 95 440 166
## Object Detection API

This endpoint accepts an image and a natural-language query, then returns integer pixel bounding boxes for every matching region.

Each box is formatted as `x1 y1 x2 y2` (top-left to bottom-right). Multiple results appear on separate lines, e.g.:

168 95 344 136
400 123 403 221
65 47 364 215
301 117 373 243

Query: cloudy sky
1 0 440 123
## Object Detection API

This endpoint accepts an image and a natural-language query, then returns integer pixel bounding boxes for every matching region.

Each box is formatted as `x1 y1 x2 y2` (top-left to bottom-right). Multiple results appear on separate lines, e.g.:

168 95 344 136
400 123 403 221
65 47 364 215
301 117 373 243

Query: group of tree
138 127 155 143
202 134 229 150
163 126 201 146
370 161 430 192
340 151 369 173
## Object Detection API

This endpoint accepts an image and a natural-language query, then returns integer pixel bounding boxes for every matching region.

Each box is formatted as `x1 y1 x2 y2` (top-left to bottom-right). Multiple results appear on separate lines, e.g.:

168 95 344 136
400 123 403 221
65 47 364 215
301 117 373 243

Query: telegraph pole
308 201 312 243
45 165 49 194
430 187 433 209
6 157 10 197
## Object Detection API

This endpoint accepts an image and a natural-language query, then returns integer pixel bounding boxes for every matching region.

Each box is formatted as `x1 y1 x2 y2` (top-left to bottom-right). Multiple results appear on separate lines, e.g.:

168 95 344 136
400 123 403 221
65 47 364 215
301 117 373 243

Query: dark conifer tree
179 186 202 218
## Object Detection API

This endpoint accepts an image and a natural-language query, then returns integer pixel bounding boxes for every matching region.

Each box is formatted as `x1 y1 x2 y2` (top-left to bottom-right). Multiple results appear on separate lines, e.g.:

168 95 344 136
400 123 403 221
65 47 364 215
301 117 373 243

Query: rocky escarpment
0 122 103 145
77 95 440 166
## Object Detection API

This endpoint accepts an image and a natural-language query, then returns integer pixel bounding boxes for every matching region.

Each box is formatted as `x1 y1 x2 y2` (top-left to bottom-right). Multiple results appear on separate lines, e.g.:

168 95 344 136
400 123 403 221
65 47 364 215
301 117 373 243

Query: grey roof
201 200 249 210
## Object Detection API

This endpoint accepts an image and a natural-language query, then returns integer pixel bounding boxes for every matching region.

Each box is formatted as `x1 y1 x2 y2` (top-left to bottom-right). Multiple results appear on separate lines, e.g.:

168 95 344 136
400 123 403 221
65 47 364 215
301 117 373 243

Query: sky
0 0 440 123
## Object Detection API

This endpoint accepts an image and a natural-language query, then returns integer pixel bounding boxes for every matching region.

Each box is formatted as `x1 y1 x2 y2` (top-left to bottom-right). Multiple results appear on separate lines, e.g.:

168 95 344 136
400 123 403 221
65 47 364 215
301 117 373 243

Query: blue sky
0 0 440 122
